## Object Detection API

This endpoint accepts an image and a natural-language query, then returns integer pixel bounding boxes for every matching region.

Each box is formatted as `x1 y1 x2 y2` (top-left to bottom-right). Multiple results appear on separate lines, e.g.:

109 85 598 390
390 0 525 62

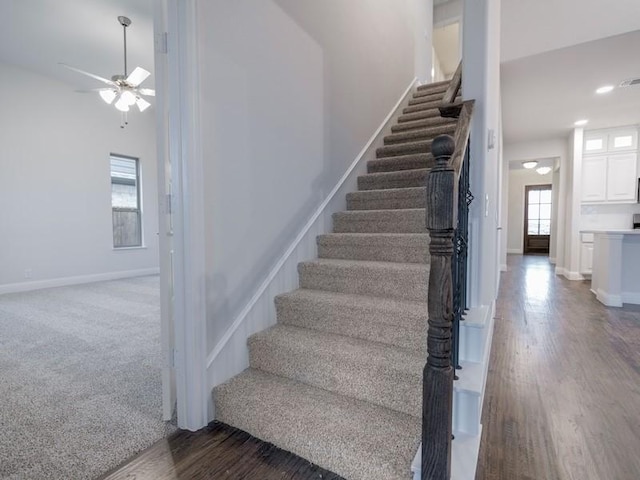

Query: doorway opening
524 184 552 254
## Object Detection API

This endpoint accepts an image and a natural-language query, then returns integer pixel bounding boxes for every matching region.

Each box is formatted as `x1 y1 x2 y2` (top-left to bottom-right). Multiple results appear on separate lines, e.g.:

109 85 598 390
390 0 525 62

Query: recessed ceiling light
537 166 552 175
574 119 589 126
596 85 614 94
522 161 538 169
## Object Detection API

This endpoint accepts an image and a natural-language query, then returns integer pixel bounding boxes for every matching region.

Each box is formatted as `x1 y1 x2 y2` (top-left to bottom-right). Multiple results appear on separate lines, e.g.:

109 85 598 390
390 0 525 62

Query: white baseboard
206 78 419 415
507 248 522 255
622 292 640 305
549 257 556 264
563 270 584 281
0 268 160 295
555 266 566 276
596 288 623 307
500 264 507 272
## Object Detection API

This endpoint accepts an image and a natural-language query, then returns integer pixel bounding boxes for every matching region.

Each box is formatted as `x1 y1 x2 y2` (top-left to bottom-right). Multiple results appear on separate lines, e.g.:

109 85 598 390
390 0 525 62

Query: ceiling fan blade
136 97 151 112
126 67 150 87
138 88 155 97
59 63 118 87
74 88 116 93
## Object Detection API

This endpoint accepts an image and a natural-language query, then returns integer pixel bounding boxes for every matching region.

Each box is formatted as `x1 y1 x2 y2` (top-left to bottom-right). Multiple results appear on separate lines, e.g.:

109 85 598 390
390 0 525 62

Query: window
110 154 142 248
527 187 552 235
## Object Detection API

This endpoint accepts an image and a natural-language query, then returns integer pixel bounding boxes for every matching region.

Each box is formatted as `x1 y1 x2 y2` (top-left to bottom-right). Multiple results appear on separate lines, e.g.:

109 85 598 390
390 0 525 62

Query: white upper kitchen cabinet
581 126 639 204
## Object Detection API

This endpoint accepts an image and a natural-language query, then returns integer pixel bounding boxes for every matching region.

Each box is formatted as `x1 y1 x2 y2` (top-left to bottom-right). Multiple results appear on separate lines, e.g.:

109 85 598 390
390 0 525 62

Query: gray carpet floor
0 275 174 480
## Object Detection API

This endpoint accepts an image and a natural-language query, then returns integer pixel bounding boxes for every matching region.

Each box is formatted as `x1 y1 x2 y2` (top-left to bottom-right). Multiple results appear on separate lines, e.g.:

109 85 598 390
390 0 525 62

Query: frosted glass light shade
99 89 117 104
136 97 151 112
120 90 137 106
536 166 552 175
522 161 538 169
114 96 130 112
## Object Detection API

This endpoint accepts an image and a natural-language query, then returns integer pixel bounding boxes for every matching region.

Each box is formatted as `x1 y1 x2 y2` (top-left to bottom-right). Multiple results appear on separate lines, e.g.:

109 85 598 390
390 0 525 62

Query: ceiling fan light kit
60 16 155 128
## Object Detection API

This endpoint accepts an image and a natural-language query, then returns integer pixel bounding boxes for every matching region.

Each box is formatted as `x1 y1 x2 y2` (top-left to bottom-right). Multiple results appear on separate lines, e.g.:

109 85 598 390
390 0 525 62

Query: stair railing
422 59 474 480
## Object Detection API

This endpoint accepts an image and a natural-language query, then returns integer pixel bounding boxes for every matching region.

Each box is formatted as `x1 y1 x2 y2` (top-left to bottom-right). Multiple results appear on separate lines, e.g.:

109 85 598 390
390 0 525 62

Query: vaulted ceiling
0 0 154 89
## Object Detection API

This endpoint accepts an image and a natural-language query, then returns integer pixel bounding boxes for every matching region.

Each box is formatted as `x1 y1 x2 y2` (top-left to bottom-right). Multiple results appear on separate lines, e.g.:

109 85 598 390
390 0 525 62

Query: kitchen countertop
580 229 640 235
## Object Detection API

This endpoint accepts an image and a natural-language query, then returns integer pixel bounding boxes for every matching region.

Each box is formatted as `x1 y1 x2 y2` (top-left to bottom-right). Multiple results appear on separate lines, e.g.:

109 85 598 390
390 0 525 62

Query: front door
524 184 552 255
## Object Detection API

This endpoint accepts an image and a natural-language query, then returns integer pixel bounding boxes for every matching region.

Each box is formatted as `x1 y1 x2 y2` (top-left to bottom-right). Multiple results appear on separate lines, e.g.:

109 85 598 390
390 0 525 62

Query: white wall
0 62 159 291
506 169 553 254
462 0 502 308
196 0 419 354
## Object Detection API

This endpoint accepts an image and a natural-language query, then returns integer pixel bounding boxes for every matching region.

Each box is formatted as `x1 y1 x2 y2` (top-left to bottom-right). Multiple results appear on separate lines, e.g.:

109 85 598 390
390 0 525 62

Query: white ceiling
501 0 640 63
0 0 154 90
502 30 640 144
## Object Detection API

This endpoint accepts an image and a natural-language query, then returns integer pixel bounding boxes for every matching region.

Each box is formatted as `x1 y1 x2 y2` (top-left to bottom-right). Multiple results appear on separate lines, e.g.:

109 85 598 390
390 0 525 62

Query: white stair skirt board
205 78 419 413
412 428 483 480
412 304 495 480
0 268 160 295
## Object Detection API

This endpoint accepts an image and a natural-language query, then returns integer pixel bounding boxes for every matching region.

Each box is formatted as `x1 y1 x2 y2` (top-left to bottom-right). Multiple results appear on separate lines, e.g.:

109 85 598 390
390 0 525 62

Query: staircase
214 79 459 480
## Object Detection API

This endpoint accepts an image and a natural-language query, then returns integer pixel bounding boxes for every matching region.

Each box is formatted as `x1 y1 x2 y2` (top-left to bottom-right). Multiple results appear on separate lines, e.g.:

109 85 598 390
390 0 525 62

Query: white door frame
155 0 209 431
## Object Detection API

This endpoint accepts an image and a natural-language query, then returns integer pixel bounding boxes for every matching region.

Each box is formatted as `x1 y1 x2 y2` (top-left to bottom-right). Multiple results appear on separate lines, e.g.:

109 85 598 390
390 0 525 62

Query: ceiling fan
60 16 155 126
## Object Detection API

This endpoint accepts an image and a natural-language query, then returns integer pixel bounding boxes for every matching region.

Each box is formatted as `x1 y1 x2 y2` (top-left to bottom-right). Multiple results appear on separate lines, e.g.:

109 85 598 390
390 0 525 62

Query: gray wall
196 0 416 352
0 62 159 289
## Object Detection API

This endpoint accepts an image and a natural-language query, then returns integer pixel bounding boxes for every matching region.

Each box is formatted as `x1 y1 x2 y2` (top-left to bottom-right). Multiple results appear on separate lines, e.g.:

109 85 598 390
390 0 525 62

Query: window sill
113 246 147 251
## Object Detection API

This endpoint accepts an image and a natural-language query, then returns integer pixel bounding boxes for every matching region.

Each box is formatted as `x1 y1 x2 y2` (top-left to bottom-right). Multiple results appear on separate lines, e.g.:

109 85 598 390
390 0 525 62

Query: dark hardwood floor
476 255 640 480
98 422 344 480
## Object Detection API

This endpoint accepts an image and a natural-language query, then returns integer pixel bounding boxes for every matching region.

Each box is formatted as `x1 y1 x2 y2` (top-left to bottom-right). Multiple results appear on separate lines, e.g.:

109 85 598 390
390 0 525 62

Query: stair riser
347 192 426 210
358 171 428 191
367 155 433 174
248 337 422 418
384 125 456 145
391 117 456 133
298 263 429 303
403 101 442 114
377 141 432 158
333 213 426 234
397 110 442 124
275 294 425 351
416 81 449 93
318 242 428 263
409 92 443 103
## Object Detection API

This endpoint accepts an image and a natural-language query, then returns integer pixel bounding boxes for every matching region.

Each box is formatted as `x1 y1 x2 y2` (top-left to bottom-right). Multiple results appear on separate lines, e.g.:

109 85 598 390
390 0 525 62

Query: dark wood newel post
422 134 457 480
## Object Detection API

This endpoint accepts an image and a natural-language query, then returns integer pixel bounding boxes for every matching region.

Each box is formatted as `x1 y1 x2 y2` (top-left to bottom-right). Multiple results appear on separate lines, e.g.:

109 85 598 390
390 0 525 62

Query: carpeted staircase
214 79 459 480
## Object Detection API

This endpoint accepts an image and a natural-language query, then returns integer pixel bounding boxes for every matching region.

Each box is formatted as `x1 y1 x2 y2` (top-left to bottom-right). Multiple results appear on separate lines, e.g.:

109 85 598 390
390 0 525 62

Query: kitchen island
581 229 640 306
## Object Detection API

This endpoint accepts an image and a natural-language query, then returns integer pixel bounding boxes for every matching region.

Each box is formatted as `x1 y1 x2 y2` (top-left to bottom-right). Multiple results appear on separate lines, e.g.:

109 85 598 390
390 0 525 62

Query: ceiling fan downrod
118 16 131 77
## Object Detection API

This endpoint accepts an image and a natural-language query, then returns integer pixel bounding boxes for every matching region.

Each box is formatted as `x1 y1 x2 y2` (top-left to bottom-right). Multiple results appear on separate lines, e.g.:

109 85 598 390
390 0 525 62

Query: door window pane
528 190 540 204
539 220 551 235
539 204 552 220
528 221 539 235
540 190 552 203
528 204 540 220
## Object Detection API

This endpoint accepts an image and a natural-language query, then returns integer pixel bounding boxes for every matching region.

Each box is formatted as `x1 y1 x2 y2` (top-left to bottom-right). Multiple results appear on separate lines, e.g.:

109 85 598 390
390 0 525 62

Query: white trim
167 0 208 431
555 266 566 276
0 268 160 295
549 257 556 264
596 288 623 307
507 248 522 254
622 292 640 305
563 270 584 281
205 78 418 371
500 264 507 272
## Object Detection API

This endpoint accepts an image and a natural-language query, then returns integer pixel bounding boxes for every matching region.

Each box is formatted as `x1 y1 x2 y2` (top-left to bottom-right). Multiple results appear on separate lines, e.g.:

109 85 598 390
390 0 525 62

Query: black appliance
634 214 640 229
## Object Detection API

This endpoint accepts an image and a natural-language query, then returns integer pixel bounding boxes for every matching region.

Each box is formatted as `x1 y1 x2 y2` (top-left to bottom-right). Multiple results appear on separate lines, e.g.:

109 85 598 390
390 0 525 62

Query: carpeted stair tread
383 124 456 145
248 324 423 417
333 208 426 234
298 258 429 302
214 369 421 480
275 288 426 351
376 140 433 159
317 232 429 263
347 186 426 210
391 116 456 133
402 99 443 114
416 80 450 92
358 168 429 191
397 109 444 124
408 92 444 105
367 153 434 174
